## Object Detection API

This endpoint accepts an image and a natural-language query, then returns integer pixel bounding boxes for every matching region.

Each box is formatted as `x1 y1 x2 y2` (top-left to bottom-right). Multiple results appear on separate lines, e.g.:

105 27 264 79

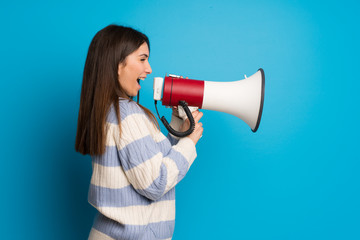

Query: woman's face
118 42 152 97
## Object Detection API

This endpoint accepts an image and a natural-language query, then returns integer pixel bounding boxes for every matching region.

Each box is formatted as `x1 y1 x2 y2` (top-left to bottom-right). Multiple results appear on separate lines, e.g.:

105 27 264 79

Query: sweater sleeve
112 103 196 201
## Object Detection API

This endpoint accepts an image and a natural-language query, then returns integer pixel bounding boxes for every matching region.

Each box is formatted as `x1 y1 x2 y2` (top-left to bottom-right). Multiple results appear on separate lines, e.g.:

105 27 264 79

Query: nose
146 61 152 74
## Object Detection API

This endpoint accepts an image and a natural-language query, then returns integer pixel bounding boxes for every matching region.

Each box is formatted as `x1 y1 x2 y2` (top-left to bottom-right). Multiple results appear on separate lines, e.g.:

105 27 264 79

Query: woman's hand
171 106 180 118
180 110 203 145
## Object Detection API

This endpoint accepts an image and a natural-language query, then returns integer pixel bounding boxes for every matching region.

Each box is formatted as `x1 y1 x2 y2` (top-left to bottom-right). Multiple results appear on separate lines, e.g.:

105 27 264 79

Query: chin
130 92 138 97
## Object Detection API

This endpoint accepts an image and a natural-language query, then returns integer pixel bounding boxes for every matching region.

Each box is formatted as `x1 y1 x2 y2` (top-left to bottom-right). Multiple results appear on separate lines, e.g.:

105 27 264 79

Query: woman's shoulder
106 98 145 124
119 98 144 118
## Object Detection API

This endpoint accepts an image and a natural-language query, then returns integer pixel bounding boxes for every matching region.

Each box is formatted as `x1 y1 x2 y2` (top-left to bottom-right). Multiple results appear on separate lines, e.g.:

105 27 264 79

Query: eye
140 58 146 62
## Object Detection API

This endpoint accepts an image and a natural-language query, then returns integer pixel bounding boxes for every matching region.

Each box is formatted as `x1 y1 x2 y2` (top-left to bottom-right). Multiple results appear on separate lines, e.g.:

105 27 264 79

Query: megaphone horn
153 68 265 136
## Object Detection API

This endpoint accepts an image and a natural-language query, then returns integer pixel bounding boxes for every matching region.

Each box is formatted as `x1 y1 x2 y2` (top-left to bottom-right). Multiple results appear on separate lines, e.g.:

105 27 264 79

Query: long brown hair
75 25 158 156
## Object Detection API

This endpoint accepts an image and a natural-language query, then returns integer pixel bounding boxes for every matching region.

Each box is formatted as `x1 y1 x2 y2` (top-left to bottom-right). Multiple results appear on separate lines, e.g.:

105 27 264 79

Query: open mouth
137 77 146 87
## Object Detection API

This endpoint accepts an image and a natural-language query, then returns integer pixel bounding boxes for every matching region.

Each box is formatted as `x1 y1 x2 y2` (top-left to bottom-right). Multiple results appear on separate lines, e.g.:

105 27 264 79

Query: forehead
134 42 149 55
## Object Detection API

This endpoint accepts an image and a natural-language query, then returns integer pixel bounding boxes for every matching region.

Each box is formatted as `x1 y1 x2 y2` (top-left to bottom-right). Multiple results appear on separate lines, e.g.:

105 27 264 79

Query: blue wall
1 0 359 239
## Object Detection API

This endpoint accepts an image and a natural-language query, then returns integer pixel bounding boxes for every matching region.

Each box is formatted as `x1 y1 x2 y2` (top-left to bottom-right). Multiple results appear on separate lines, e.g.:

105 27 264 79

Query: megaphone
153 68 265 137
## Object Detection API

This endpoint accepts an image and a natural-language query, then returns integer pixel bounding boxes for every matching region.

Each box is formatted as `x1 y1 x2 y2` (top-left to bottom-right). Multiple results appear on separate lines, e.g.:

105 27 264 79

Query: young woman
75 25 203 240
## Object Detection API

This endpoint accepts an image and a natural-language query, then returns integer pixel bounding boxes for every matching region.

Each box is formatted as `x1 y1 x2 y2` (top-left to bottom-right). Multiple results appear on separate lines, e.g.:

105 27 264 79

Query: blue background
1 0 359 239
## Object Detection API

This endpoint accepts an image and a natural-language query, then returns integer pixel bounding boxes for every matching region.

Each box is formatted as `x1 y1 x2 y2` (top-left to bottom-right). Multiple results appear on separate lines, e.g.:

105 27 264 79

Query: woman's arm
112 102 201 201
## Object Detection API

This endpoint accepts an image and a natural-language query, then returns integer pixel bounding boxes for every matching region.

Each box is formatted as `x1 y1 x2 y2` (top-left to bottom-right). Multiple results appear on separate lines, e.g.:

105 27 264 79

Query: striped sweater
88 98 197 240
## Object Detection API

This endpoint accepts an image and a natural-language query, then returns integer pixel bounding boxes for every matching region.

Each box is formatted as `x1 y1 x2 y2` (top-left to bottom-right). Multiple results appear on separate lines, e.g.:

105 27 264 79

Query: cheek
123 65 138 78
128 62 142 74
118 74 129 90
119 67 131 83
118 62 140 88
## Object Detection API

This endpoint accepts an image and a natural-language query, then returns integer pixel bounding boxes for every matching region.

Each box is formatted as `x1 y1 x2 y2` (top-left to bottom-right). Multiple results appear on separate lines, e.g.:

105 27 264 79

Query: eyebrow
139 54 149 58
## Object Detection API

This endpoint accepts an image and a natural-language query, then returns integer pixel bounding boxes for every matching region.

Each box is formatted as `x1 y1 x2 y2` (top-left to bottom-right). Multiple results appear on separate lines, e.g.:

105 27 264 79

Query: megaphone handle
161 101 195 138
178 106 198 119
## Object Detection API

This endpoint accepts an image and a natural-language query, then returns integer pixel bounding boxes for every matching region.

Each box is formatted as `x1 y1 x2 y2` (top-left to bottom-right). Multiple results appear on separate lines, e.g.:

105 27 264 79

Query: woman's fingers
191 110 203 123
188 121 203 145
179 110 204 144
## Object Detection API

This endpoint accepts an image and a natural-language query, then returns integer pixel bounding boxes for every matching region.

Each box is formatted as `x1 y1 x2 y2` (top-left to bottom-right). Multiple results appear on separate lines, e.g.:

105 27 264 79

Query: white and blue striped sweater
88 99 197 240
